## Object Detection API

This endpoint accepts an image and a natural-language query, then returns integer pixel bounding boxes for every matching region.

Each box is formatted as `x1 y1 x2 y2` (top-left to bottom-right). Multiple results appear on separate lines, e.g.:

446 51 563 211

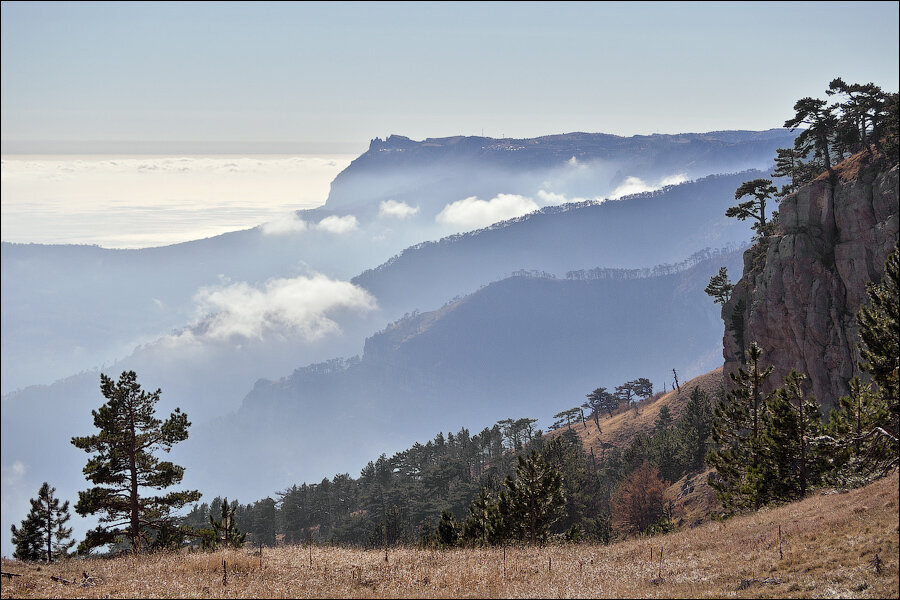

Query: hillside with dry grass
557 367 725 451
2 471 896 599
548 367 725 528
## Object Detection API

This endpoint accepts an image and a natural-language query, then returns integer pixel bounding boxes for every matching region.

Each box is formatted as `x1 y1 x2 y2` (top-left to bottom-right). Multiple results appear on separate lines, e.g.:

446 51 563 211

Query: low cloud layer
261 212 309 235
379 200 419 219
316 215 359 234
436 194 540 229
536 189 591 206
188 274 377 342
609 174 688 200
0 155 352 248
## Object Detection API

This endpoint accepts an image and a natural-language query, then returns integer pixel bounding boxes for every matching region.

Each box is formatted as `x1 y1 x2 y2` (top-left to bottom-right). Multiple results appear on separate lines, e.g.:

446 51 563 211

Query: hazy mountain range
1 129 793 554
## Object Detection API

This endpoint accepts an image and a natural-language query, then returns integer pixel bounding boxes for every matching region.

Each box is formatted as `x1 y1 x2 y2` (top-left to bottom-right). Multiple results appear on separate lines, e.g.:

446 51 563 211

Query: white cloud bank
436 194 540 229
609 174 688 200
189 274 377 342
0 155 353 248
261 212 309 235
316 215 359 234
379 199 419 219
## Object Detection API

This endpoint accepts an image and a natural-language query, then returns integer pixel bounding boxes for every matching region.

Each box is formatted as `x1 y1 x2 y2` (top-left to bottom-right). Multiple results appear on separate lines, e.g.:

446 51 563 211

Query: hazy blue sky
2 1 898 153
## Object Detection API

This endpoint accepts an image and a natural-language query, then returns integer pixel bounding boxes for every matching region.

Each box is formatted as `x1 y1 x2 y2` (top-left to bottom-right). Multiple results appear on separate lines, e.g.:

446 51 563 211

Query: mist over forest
1 129 791 555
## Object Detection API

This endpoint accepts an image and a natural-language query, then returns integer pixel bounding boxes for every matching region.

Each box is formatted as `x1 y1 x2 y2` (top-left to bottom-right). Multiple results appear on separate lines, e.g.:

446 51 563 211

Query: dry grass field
2 470 896 599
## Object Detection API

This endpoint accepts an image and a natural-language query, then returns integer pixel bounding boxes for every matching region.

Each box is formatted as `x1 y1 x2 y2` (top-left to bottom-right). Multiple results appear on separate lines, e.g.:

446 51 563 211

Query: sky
2 1 899 155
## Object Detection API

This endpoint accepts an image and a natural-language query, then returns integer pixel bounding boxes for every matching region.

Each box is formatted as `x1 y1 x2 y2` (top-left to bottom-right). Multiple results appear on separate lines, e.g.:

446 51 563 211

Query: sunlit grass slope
2 470 896 599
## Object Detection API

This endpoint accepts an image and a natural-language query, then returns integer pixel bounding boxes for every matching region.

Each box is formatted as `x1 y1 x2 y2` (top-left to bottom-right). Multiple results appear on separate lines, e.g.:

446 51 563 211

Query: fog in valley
1 130 793 555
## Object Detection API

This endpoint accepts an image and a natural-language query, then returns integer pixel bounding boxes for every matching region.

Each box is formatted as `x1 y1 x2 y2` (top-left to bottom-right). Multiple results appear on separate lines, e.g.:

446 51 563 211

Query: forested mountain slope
352 170 767 313
187 249 744 497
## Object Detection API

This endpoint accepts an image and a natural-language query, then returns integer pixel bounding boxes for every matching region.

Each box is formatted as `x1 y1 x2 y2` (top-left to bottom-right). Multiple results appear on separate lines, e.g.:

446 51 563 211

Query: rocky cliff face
723 154 898 407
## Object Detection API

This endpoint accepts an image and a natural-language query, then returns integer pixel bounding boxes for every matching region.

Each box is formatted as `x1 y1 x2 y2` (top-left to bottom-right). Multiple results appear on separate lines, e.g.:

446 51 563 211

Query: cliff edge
722 152 899 406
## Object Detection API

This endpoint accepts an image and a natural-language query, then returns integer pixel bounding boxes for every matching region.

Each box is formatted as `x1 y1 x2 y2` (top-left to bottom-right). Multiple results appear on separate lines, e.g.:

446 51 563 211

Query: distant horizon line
1 127 795 155
0 140 367 155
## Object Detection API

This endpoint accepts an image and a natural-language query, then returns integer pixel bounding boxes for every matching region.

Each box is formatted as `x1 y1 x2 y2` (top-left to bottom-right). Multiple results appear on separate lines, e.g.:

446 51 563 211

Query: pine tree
857 242 899 420
435 510 460 547
824 243 900 478
461 486 497 546
751 371 823 504
707 342 774 512
10 511 42 562
208 497 246 549
584 387 618 422
500 450 565 545
678 386 714 472
705 267 733 305
784 97 838 182
726 179 777 239
71 370 201 553
553 408 582 430
10 482 74 562
824 377 889 482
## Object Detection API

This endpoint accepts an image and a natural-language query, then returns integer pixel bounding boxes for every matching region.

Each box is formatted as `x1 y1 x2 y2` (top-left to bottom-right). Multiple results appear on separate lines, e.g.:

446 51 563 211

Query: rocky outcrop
723 154 899 407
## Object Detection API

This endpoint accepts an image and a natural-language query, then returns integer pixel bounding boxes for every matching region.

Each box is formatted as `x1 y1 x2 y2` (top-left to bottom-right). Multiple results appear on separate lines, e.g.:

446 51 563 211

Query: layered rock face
723 156 898 407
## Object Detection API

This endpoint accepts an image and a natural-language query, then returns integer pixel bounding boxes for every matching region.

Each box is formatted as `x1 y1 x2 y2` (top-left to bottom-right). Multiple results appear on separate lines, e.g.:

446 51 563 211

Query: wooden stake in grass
778 524 783 560
222 559 227 587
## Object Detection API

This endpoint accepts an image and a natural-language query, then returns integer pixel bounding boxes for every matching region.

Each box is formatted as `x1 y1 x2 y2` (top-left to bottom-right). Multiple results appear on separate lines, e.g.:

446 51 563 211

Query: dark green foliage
584 387 617 423
631 378 653 400
149 520 191 552
461 486 498 547
826 78 892 155
705 267 733 305
678 386 714 472
10 482 74 562
785 97 838 180
749 371 824 505
707 342 774 513
71 370 201 553
10 513 42 562
248 498 277 547
552 408 582 430
857 242 899 414
435 510 460 547
499 449 565 545
206 497 246 549
771 147 805 198
726 179 777 240
541 434 608 542
775 80 897 192
212 393 715 549
822 243 899 480
882 92 900 162
824 377 891 484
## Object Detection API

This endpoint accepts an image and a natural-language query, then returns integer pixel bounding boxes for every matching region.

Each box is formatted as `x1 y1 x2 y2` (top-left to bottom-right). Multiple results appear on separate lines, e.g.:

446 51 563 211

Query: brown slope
2 472 895 598
548 367 726 527
554 366 725 453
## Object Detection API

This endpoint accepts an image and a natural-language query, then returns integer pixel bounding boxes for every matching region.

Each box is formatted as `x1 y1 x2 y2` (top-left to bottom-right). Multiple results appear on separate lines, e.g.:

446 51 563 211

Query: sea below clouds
0 154 354 248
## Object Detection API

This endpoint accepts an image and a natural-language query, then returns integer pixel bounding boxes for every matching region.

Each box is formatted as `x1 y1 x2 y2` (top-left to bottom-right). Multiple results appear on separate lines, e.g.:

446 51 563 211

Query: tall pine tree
71 370 201 553
707 342 774 513
750 371 823 504
499 450 565 545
